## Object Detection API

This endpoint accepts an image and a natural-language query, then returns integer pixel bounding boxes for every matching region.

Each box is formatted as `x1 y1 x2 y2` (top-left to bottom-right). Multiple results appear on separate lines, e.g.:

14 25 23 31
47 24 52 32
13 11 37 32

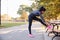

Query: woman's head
39 6 46 11
39 6 46 13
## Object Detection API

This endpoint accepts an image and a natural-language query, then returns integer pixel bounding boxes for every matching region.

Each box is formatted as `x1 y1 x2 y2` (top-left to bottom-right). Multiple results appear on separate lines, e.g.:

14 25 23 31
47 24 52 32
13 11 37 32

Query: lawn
0 22 27 28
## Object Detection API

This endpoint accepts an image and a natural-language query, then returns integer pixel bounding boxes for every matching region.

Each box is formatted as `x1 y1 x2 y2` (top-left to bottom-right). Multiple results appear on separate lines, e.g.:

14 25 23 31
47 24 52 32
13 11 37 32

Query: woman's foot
47 25 53 30
28 34 34 38
46 25 53 32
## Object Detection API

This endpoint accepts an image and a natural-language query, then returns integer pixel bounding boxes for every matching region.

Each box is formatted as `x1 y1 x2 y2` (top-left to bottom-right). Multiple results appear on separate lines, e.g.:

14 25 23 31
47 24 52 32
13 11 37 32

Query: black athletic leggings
28 16 47 34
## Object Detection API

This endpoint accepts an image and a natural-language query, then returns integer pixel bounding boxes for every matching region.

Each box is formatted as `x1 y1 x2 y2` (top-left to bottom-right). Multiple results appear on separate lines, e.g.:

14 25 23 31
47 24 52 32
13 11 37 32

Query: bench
48 22 60 40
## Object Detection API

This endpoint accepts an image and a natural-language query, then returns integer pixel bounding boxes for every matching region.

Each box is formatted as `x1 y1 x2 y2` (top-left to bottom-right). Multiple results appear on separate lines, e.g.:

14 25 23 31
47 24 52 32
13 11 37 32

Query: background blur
1 0 60 28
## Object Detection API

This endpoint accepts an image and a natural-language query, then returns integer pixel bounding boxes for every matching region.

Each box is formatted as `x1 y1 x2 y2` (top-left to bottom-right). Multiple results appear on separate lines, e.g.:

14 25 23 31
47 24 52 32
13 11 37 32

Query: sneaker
28 34 34 38
47 25 53 30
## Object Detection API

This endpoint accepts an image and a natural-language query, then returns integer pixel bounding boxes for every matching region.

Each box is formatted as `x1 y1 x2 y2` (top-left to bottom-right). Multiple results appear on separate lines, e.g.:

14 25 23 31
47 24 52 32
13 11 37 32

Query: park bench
47 20 60 40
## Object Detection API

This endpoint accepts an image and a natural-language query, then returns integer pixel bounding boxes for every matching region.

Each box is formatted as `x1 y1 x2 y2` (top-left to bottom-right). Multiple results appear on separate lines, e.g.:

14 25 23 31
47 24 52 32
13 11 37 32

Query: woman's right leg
33 17 47 27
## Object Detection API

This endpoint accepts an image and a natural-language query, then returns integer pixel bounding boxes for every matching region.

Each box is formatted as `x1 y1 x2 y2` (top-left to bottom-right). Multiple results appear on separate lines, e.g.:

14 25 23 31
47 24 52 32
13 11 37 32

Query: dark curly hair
39 6 46 11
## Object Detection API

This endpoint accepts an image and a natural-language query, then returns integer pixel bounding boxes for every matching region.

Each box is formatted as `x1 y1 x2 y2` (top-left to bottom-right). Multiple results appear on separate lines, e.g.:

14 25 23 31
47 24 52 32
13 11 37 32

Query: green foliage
1 22 26 28
17 5 33 15
32 0 60 20
17 0 60 20
24 7 33 12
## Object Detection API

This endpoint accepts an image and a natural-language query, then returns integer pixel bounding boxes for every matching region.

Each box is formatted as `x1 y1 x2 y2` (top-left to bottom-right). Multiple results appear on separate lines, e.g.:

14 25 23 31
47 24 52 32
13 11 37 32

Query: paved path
0 22 60 40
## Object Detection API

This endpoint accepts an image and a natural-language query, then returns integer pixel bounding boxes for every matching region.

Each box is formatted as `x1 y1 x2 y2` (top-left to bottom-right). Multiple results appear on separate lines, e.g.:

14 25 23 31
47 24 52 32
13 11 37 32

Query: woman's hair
39 6 46 11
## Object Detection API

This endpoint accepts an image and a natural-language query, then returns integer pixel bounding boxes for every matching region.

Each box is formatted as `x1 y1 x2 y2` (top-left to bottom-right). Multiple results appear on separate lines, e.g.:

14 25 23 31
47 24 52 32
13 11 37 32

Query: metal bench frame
48 23 60 40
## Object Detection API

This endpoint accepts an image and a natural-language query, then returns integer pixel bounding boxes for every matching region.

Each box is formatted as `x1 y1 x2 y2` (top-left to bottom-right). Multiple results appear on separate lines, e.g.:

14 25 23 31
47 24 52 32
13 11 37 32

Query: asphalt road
0 22 60 40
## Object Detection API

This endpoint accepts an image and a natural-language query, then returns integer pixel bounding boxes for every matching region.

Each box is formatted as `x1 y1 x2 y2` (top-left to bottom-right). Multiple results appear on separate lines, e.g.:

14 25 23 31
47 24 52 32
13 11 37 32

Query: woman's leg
28 17 33 34
33 17 47 27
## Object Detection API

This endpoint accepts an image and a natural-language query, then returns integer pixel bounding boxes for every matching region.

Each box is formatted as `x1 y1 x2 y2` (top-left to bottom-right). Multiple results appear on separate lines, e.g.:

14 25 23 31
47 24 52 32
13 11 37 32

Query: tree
17 5 33 15
0 0 1 25
17 5 32 21
20 10 28 22
17 5 26 15
31 0 60 20
24 7 33 12
17 0 60 21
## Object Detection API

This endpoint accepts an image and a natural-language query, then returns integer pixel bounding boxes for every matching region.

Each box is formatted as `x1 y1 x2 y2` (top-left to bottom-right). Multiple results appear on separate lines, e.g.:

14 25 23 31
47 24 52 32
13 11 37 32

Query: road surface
0 22 60 40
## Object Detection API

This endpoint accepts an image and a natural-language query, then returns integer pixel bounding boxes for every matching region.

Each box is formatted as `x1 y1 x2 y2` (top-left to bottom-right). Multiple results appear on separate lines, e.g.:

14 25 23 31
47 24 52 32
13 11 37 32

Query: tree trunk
0 15 1 25
0 0 1 25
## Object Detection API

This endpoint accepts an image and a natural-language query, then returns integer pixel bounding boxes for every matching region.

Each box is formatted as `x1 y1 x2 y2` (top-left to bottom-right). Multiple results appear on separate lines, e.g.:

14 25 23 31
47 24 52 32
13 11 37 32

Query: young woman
28 6 52 37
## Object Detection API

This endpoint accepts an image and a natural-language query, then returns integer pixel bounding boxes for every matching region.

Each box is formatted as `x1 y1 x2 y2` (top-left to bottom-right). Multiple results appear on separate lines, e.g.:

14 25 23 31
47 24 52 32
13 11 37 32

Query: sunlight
1 0 33 18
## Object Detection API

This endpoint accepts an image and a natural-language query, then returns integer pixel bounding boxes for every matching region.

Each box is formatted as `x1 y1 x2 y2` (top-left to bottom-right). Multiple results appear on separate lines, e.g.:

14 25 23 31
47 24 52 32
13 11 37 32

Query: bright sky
1 0 34 18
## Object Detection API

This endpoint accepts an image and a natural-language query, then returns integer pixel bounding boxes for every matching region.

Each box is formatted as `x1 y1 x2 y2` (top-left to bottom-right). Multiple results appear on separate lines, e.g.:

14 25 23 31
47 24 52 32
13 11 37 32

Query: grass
0 22 27 28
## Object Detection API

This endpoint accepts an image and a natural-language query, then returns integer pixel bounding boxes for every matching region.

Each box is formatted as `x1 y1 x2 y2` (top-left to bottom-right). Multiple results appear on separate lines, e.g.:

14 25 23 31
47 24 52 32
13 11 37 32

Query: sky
1 0 34 18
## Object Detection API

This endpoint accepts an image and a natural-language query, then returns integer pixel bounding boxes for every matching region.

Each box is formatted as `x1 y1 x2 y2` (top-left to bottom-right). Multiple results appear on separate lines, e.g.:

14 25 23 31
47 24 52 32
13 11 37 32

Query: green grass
0 22 27 28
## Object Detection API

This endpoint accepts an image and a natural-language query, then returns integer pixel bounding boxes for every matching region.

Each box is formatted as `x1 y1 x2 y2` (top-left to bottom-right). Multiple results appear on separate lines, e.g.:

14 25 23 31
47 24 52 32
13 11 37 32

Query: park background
1 0 60 28
0 0 60 40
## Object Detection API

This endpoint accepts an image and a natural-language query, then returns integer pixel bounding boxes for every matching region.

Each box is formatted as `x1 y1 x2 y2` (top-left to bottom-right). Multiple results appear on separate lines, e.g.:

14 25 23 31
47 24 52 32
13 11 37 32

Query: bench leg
57 25 59 30
48 31 54 36
52 36 56 40
48 32 52 36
